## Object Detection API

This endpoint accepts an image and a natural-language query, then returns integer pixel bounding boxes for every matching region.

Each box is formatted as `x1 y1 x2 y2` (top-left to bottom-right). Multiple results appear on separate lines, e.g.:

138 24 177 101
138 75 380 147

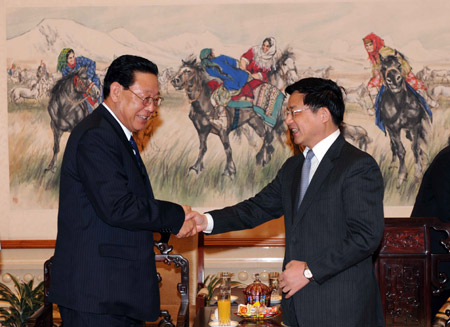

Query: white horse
431 85 450 98
431 69 450 83
9 84 42 103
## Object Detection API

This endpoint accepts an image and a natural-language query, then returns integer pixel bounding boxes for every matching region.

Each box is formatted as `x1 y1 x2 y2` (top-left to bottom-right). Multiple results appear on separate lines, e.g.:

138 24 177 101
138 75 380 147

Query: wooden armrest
196 293 207 312
176 300 189 327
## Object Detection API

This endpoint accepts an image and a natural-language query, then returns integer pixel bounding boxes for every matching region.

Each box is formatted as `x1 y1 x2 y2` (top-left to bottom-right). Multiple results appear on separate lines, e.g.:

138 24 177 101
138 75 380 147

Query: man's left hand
279 260 310 298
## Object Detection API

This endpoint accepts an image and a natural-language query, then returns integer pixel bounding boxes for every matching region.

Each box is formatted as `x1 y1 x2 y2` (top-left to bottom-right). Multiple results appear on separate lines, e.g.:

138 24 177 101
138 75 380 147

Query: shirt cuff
204 213 214 234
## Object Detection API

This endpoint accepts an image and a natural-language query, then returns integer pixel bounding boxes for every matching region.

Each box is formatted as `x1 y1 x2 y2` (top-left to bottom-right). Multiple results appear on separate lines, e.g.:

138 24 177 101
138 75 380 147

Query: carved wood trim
380 227 426 254
1 238 286 248
1 240 56 248
204 237 285 247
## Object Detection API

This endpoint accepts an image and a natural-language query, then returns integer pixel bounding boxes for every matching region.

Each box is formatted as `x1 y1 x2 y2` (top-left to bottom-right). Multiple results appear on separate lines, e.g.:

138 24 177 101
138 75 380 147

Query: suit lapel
99 105 154 197
291 156 304 217
98 105 134 155
292 135 346 230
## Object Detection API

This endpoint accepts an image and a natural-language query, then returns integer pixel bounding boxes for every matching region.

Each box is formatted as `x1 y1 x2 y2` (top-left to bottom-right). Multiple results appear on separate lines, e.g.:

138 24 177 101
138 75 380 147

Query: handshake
175 205 208 238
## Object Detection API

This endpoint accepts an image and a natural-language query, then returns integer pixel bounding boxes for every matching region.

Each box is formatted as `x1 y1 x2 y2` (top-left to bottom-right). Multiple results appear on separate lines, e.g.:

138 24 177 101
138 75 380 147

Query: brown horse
171 58 285 178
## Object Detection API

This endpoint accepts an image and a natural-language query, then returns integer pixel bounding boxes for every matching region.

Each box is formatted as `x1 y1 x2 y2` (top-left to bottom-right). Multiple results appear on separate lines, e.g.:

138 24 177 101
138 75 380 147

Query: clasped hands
175 207 208 238
176 209 310 299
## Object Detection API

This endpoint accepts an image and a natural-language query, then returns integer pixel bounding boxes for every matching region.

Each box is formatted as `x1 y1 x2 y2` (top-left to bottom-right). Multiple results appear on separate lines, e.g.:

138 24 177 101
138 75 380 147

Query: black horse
45 66 100 172
377 54 432 187
171 58 285 178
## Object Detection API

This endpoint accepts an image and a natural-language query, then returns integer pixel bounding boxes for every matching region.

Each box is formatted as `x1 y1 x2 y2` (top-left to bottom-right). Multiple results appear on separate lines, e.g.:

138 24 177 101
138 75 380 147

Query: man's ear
320 107 331 123
109 82 122 102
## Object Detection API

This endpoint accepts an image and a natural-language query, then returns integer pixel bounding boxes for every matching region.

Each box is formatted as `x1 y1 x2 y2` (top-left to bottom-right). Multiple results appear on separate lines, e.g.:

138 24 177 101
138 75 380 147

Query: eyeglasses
126 89 164 107
284 107 310 118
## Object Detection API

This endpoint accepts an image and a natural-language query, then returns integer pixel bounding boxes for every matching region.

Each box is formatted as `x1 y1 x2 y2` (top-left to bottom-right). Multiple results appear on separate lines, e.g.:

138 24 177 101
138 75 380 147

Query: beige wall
0 0 420 287
1 0 419 242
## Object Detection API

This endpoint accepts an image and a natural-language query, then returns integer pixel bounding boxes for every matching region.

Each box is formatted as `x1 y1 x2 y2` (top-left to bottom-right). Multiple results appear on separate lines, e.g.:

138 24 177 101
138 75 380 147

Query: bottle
269 272 281 305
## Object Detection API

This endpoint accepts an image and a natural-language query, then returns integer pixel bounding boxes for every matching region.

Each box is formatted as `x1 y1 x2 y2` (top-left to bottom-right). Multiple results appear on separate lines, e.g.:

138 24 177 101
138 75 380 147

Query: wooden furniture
27 257 53 327
375 218 450 327
197 218 450 327
15 217 450 326
155 232 199 327
153 232 192 327
27 232 196 327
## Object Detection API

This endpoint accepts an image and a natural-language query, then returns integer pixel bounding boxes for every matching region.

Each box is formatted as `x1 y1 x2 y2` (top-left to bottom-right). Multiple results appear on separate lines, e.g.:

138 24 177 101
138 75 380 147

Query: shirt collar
103 103 133 141
303 128 340 163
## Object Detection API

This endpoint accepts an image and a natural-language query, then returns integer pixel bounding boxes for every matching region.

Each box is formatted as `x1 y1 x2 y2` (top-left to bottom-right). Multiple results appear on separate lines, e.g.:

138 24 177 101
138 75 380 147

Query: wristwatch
304 263 314 281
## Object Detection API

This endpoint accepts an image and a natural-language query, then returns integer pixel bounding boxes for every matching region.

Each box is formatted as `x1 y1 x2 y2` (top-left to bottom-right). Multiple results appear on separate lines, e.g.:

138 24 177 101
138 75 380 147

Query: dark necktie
298 150 315 210
129 136 153 197
129 136 144 168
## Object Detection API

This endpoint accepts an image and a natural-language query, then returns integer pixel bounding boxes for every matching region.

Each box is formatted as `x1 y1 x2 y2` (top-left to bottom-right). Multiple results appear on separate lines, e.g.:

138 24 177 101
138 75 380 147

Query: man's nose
285 112 293 124
143 104 157 115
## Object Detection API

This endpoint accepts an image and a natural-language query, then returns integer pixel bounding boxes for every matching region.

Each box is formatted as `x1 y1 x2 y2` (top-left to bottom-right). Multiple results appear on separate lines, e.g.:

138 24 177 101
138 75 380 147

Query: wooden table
193 288 283 327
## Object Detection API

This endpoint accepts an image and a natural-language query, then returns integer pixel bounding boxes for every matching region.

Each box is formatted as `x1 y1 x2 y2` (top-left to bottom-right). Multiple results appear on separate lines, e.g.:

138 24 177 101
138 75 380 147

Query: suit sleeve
309 155 385 284
209 159 290 234
75 128 184 233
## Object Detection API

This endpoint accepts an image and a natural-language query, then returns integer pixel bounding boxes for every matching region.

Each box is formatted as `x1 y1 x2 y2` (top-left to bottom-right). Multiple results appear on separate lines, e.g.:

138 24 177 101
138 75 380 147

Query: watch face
304 269 313 279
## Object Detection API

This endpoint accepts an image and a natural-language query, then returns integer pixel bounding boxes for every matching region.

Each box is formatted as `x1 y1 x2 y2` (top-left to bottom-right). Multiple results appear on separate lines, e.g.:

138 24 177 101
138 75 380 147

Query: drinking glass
218 272 232 325
217 288 231 325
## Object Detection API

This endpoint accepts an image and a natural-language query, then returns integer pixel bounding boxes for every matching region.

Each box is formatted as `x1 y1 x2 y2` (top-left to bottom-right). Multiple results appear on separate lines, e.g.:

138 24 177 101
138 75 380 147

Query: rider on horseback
57 48 102 113
239 37 281 82
199 48 249 129
362 33 438 117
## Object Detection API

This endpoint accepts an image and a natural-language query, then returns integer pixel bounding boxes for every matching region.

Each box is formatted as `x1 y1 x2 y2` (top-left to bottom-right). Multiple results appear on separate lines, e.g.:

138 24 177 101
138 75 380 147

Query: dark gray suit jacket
411 145 450 222
49 105 185 321
209 135 385 326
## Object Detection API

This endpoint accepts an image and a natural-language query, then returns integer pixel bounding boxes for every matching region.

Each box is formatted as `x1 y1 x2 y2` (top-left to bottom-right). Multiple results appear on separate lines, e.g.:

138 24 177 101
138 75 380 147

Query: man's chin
134 122 148 132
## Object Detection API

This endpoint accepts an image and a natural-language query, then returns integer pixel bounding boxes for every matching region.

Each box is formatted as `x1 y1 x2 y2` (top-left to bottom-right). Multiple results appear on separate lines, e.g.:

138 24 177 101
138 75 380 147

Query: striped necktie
298 150 315 210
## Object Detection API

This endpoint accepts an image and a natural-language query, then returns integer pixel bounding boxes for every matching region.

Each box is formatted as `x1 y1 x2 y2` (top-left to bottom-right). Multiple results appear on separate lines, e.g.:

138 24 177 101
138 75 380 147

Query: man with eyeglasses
49 55 197 327
187 78 385 326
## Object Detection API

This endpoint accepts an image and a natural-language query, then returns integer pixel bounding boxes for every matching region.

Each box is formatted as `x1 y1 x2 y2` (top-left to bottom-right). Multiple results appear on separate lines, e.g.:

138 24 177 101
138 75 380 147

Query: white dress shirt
103 103 132 141
203 129 341 233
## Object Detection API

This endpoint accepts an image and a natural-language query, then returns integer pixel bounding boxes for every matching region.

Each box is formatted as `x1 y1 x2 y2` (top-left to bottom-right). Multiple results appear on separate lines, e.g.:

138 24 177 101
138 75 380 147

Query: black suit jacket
49 105 185 321
209 135 385 326
411 145 450 222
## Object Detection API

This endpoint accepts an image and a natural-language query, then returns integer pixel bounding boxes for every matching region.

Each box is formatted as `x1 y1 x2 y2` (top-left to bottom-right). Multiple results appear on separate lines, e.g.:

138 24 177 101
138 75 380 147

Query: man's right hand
185 211 208 232
175 218 197 238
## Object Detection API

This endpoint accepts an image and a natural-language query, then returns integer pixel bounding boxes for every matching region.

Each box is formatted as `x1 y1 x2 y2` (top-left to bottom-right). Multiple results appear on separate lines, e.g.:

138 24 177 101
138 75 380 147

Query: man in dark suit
187 78 385 326
49 55 196 327
411 142 450 315
411 142 450 222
